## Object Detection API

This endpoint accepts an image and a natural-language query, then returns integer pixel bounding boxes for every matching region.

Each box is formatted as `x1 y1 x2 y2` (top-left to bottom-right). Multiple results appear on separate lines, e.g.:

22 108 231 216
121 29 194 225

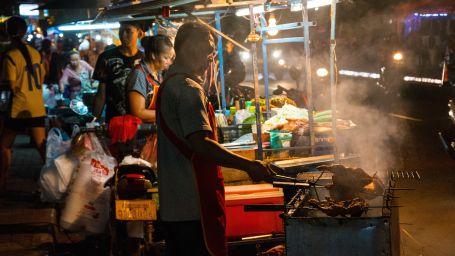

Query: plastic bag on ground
60 152 116 234
39 128 72 202
54 153 79 193
39 162 64 202
46 128 71 160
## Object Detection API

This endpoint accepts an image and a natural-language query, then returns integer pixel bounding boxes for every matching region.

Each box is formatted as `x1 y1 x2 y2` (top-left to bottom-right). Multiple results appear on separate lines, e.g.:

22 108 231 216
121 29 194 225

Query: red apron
135 63 159 110
156 73 227 256
135 64 158 165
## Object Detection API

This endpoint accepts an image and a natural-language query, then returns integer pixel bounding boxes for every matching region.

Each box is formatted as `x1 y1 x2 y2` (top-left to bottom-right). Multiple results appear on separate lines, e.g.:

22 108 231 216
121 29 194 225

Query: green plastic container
270 130 293 149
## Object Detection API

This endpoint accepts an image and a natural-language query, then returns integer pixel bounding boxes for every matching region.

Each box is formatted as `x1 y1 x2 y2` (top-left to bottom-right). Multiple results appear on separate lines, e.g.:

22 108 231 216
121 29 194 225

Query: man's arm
187 131 273 182
92 52 107 120
92 82 106 119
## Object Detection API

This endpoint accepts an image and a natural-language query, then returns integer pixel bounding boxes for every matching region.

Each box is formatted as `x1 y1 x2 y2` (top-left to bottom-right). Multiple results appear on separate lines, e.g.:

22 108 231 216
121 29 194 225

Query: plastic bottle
229 106 237 125
239 98 245 109
234 99 240 111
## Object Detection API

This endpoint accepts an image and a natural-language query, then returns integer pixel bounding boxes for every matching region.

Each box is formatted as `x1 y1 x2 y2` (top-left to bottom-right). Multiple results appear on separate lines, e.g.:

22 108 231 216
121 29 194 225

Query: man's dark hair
174 22 212 55
120 20 147 31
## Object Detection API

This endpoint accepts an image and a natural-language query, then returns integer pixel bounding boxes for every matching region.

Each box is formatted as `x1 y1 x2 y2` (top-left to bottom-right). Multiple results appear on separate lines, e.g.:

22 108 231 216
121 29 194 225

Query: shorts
5 116 46 132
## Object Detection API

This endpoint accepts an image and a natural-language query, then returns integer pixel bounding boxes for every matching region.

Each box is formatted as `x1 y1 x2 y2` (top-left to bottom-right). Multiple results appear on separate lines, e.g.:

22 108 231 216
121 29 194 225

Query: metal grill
278 167 415 256
388 170 421 180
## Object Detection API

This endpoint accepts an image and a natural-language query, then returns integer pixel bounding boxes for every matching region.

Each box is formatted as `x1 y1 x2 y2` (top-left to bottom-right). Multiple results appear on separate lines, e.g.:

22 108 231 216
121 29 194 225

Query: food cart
95 0 403 255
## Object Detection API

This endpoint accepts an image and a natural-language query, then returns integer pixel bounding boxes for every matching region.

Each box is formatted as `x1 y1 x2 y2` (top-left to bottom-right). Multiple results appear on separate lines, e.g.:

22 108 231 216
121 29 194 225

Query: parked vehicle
106 124 159 256
69 121 159 256
439 99 455 159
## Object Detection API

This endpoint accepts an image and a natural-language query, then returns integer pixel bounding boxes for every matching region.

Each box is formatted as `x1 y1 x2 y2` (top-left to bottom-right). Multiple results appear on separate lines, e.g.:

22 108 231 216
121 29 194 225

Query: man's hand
246 160 277 183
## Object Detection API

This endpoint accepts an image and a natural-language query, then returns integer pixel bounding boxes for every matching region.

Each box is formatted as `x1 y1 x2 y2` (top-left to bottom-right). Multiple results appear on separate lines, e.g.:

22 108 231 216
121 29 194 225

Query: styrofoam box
225 184 284 239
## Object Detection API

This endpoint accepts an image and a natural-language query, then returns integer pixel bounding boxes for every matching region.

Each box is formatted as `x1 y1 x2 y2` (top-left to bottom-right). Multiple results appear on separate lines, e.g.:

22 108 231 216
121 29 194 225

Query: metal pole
330 0 338 162
260 14 271 118
192 15 250 52
302 0 315 155
249 5 263 160
215 12 227 113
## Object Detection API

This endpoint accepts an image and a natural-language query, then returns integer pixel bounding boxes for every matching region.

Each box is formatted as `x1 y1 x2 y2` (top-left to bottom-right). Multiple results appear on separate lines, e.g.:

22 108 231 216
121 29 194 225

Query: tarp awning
37 0 99 10
97 0 201 19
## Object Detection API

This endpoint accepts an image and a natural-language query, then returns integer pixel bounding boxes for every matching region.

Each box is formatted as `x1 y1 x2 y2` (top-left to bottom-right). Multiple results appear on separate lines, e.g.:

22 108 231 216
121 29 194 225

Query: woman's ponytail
6 16 34 73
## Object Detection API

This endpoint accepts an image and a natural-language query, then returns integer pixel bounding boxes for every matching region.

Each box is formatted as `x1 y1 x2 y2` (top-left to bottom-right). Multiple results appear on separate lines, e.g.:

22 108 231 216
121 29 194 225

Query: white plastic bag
60 152 116 234
83 152 116 185
39 128 72 202
46 128 71 160
54 153 79 193
39 162 64 202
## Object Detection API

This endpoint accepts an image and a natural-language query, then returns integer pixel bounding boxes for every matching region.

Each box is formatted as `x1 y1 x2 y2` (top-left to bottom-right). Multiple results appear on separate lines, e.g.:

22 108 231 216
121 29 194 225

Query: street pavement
0 80 454 255
0 135 88 256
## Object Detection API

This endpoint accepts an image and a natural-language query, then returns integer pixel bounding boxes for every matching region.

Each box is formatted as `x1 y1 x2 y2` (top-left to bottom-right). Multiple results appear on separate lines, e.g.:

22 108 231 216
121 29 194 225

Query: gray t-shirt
157 63 212 222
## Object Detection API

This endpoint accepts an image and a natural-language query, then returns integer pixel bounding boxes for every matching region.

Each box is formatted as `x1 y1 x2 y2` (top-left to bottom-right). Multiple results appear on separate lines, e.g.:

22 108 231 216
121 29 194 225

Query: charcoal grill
277 169 420 256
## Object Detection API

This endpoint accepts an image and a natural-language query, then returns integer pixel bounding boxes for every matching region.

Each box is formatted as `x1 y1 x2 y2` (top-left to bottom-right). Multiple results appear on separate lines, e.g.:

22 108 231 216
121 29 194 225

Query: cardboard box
225 184 284 239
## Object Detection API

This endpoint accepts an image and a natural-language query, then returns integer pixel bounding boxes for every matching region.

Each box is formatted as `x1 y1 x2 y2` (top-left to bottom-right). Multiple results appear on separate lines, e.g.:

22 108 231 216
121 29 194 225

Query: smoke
336 78 410 178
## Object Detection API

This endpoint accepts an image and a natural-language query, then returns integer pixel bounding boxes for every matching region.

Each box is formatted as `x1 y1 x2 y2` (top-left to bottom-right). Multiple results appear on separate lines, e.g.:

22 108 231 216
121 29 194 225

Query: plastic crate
218 124 252 143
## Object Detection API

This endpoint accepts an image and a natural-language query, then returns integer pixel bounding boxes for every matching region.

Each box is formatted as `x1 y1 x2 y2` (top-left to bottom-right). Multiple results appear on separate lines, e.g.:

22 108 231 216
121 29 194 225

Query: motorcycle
72 120 159 256
439 99 455 159
107 123 159 256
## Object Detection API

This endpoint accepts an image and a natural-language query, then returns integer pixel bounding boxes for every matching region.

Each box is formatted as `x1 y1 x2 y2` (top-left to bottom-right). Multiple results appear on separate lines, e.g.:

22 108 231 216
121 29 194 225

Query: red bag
141 133 157 169
108 114 142 144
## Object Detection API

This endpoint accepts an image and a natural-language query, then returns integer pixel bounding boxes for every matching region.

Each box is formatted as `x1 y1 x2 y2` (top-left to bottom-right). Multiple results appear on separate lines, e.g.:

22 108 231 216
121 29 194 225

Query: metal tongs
268 163 318 188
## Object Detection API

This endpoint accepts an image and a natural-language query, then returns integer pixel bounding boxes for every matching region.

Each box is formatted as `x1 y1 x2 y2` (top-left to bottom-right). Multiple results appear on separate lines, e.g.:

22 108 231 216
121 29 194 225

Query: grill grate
388 170 421 181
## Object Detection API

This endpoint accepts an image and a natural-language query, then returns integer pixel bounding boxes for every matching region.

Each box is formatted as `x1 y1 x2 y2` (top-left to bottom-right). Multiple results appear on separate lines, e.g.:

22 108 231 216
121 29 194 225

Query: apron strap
156 72 197 159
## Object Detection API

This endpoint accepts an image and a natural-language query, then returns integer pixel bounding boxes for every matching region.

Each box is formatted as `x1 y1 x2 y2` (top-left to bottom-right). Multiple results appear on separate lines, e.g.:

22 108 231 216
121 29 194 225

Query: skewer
415 171 421 180
406 171 410 179
410 171 415 179
273 181 319 187
274 174 297 181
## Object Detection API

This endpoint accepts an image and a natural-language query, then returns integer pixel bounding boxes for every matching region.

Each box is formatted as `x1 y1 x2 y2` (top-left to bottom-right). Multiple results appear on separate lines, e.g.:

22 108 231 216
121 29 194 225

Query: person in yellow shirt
0 16 46 191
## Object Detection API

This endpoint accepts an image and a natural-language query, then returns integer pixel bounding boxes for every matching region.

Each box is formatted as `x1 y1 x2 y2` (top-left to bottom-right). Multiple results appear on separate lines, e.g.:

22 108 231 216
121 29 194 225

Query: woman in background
59 50 94 99
126 35 174 122
0 16 47 191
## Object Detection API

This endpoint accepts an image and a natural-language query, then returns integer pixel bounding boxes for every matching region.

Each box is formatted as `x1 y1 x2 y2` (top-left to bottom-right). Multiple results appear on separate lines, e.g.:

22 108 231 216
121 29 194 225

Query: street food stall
93 0 405 255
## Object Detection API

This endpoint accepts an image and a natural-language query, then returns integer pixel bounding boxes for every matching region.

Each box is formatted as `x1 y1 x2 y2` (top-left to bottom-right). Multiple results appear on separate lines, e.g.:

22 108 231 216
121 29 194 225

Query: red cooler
225 184 284 239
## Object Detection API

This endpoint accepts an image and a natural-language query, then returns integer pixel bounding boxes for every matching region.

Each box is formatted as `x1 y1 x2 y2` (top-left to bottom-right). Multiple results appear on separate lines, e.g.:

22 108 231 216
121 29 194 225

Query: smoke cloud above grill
337 79 410 179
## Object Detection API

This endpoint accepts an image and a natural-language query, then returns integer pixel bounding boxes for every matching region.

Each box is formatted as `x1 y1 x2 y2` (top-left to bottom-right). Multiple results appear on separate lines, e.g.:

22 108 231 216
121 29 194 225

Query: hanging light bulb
267 14 278 36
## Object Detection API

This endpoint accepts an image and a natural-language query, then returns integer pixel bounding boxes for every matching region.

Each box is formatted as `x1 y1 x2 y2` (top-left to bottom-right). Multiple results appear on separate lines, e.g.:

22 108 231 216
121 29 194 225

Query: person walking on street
92 21 145 123
0 16 47 191
156 22 275 256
